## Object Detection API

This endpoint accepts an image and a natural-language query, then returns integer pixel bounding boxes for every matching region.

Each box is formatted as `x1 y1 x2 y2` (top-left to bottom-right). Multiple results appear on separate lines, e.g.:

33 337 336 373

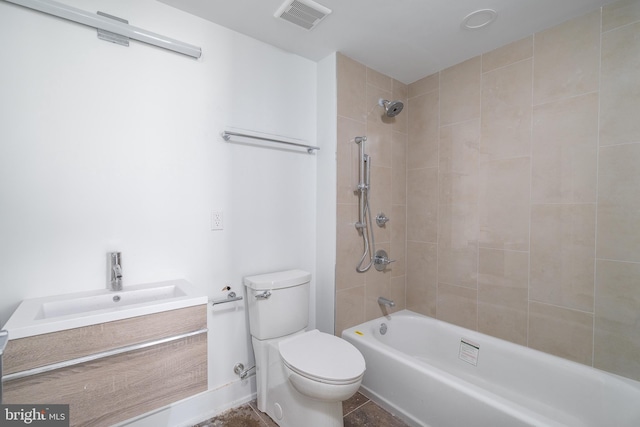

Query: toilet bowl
244 270 366 427
280 329 365 402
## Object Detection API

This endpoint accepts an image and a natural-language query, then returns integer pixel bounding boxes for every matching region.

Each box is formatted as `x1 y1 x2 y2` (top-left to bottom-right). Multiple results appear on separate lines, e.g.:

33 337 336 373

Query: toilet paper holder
211 291 243 306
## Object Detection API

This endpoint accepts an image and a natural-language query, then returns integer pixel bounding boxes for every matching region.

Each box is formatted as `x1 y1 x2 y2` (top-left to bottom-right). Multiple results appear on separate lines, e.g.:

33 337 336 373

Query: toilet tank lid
243 269 311 290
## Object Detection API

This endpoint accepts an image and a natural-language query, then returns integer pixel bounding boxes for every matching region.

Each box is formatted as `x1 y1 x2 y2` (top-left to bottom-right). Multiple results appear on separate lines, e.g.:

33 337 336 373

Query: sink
35 284 187 320
2 280 207 339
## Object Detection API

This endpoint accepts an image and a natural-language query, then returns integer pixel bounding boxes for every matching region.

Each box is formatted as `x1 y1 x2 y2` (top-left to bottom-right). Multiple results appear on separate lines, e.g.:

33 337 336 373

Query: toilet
244 269 365 427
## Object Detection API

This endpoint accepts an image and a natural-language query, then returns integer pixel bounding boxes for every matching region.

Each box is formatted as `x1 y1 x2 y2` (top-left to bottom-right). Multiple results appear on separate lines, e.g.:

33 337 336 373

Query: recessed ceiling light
461 9 497 30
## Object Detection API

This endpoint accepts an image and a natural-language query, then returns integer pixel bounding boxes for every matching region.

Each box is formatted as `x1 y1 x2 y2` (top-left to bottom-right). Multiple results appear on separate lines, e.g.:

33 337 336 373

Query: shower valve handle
375 256 395 265
373 249 395 271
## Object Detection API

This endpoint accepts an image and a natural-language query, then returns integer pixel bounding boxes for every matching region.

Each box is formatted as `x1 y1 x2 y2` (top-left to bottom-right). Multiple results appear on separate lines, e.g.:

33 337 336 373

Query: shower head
379 99 404 117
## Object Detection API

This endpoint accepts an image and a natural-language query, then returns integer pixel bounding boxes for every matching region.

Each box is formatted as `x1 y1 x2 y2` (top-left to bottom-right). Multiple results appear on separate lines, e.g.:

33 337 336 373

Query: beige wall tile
408 73 438 99
392 80 409 134
603 0 640 32
393 79 409 102
530 204 596 312
408 91 439 170
478 249 528 345
366 83 392 127
482 36 533 73
370 165 392 243
390 275 407 310
481 59 532 162
594 260 640 381
528 301 594 365
336 203 366 291
600 21 640 147
391 204 406 278
337 53 366 122
365 118 393 168
406 241 437 317
335 286 365 336
407 167 438 243
364 243 393 321
336 54 404 336
597 204 640 264
438 203 478 289
440 57 481 126
479 157 530 251
532 93 599 204
366 67 392 91
439 119 480 204
597 143 640 262
392 131 407 205
437 283 478 330
533 10 600 105
337 117 364 204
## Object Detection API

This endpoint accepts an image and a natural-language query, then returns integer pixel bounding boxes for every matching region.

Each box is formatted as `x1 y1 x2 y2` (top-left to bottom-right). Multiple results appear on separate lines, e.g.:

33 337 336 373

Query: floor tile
194 404 269 427
194 391 408 427
344 401 409 427
342 392 370 415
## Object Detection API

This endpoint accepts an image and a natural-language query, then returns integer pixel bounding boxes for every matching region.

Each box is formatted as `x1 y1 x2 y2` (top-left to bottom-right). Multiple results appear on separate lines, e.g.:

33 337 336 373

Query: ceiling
158 0 614 84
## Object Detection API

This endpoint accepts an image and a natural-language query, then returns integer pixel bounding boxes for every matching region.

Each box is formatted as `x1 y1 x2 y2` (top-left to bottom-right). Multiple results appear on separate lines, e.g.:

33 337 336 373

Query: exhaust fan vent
275 0 331 30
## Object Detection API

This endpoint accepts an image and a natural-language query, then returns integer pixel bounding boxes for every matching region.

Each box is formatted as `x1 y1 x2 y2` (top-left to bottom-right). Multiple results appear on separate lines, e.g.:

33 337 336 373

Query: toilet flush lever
255 290 272 300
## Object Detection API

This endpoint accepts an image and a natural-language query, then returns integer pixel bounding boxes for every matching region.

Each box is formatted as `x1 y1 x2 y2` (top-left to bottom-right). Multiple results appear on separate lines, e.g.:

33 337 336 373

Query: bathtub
342 310 640 427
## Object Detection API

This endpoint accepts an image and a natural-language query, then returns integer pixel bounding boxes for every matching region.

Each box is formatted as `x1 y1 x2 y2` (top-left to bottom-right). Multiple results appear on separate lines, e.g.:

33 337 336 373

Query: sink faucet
109 252 123 291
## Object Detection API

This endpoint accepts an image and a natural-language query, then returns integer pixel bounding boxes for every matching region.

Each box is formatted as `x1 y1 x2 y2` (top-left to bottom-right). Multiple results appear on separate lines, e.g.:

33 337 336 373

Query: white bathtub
342 310 640 427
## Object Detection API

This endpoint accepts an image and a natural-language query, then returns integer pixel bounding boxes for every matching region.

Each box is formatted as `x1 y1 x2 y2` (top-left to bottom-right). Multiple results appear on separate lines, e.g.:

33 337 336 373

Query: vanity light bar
3 0 202 59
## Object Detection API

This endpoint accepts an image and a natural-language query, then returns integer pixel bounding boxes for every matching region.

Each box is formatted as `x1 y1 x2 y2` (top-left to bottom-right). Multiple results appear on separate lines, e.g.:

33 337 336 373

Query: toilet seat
279 329 366 384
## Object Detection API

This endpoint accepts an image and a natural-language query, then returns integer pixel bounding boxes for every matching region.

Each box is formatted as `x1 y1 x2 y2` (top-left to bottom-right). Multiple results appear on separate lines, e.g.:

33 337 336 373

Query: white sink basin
3 280 207 339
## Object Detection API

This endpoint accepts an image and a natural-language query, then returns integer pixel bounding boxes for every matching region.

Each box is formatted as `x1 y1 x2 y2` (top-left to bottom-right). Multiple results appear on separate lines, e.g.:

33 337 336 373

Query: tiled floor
193 391 409 427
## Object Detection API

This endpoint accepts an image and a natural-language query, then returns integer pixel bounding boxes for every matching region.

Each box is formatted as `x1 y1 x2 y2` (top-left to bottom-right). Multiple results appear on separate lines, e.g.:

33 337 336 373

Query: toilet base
252 335 347 427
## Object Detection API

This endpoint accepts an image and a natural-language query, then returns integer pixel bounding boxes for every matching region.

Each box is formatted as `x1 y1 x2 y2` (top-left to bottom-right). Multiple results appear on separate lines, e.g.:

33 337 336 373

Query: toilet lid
279 330 366 383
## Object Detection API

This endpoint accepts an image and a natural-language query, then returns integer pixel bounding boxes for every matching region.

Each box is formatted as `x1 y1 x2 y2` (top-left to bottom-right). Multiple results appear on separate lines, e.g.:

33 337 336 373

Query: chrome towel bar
221 130 320 154
210 291 243 306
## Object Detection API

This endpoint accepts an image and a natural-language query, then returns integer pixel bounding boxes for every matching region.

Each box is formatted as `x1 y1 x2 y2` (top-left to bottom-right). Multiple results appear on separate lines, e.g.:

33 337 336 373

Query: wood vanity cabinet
3 305 208 427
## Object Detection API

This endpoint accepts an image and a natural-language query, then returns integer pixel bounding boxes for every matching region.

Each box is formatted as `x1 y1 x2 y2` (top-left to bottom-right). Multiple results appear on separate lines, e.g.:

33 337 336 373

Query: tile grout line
342 398 372 418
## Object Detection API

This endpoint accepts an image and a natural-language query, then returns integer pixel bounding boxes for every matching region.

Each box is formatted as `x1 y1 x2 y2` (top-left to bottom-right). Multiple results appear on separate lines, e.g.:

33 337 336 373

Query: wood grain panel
4 305 206 374
3 333 208 427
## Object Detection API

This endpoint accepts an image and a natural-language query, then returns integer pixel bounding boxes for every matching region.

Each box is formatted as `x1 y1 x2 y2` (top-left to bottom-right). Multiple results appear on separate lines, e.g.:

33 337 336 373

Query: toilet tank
243 270 311 340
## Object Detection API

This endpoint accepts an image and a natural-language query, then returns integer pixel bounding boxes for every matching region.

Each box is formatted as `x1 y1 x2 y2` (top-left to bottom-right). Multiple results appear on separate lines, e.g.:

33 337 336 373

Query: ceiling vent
274 0 332 31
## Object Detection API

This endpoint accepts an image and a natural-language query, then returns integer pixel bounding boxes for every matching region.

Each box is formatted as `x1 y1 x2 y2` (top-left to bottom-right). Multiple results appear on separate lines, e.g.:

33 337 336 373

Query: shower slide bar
1 328 207 382
221 131 320 154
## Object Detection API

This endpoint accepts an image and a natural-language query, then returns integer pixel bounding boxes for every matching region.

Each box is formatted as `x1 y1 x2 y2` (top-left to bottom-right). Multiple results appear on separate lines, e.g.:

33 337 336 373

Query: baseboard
116 376 257 427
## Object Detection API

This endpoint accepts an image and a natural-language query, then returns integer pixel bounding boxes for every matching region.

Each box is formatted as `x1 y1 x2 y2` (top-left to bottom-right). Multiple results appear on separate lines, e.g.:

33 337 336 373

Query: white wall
315 53 337 334
0 0 317 420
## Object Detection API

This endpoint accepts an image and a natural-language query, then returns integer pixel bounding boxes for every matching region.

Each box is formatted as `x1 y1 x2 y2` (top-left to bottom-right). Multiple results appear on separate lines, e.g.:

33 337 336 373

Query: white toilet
244 269 365 427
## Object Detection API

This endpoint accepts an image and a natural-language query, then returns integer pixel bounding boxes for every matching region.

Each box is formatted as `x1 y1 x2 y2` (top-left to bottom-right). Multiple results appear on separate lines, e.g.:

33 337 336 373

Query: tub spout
378 297 395 307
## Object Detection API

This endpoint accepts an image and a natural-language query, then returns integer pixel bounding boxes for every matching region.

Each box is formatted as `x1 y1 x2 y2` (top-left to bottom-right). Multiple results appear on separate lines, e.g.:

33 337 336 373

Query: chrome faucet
108 252 123 291
378 296 395 308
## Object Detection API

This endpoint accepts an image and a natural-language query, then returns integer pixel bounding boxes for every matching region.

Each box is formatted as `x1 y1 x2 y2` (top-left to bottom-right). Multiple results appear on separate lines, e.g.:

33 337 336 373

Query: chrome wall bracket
97 12 129 47
233 362 255 379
